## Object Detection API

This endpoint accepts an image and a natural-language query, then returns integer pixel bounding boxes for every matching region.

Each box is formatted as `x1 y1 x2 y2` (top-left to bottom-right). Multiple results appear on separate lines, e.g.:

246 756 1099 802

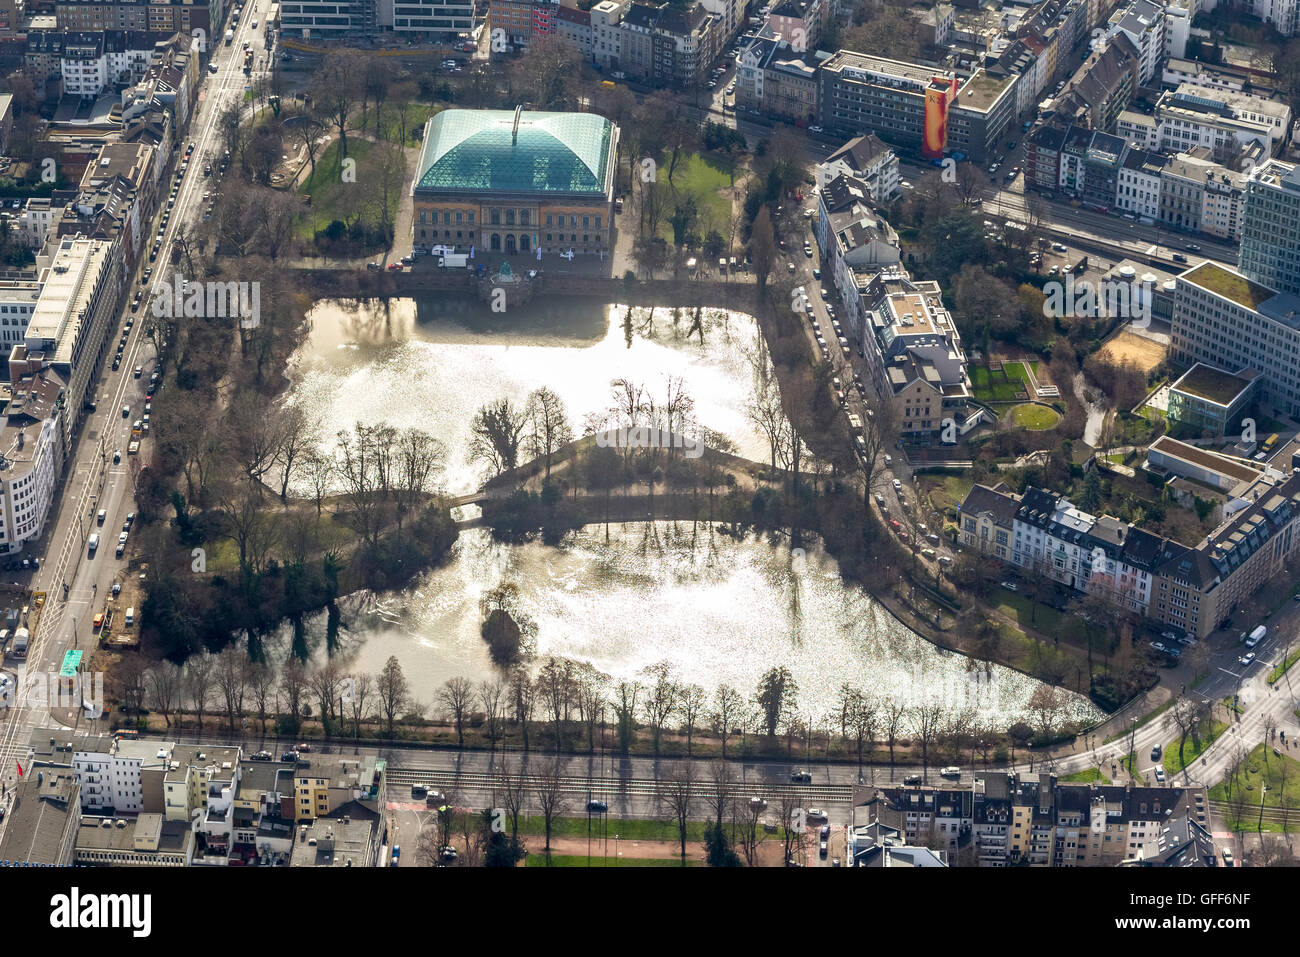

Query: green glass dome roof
414 109 615 196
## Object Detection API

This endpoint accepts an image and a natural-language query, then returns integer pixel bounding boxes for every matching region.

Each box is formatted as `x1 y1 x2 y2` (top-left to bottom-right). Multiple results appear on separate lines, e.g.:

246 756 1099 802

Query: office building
1238 159 1300 295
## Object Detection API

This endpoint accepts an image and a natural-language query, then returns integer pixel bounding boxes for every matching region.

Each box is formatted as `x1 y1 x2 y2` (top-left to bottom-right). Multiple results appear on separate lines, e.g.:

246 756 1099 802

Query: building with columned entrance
411 107 619 257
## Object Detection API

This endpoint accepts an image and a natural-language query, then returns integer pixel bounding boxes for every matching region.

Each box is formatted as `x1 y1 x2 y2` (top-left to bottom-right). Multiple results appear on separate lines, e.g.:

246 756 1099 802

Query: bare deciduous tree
662 762 696 861
437 676 474 748
376 655 409 739
184 653 216 732
479 678 507 752
531 755 570 856
147 660 183 727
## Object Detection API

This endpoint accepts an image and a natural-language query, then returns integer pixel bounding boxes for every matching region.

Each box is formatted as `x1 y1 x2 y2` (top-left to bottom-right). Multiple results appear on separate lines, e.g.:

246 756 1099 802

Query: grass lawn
377 102 441 145
1007 404 1060 430
205 506 359 574
1269 648 1300 685
994 591 1070 637
657 152 735 246
1209 744 1300 831
1061 768 1109 784
297 138 397 238
972 361 1036 403
919 473 975 516
515 814 712 843
527 853 695 867
1163 720 1227 775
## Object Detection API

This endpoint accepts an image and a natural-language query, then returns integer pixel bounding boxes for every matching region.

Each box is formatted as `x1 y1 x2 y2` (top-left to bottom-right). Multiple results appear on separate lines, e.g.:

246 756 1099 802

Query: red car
296 742 311 753
889 519 901 531
897 530 910 543
387 262 402 271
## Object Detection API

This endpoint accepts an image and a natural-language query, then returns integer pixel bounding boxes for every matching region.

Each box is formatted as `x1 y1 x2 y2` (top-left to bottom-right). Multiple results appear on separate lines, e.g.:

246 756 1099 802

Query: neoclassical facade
411 107 619 257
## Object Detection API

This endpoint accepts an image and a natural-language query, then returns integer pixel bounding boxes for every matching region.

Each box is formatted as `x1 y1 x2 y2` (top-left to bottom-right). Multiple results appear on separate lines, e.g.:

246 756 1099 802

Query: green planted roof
415 109 615 196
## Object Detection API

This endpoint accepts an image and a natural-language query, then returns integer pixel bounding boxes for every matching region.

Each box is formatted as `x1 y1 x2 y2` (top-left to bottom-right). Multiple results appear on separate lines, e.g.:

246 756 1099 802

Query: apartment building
735 28 818 124
0 370 66 554
1054 125 1128 209
46 29 155 98
18 236 122 458
1153 84 1292 163
555 2 592 56
1192 154 1247 240
1159 472 1300 637
1238 159 1300 296
52 0 216 38
1026 124 1067 192
1172 260 1300 419
1251 0 1300 35
1116 146 1165 218
817 134 901 202
1162 57 1263 96
0 280 42 353
292 755 386 822
288 806 387 867
870 777 1214 867
71 736 171 815
860 270 975 441
590 0 628 66
652 2 716 89
1104 0 1165 86
960 467 1300 638
960 482 1163 614
1047 32 1139 131
767 0 827 51
815 175 902 332
1164 0 1192 59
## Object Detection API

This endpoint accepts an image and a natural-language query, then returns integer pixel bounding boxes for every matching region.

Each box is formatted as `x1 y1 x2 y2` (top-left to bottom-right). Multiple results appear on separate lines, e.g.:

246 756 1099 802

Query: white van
1244 625 1266 647
124 607 135 627
88 533 100 556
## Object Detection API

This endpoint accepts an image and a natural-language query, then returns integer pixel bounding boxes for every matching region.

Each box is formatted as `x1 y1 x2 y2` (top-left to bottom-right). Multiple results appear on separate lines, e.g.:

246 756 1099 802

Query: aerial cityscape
0 0 1293 901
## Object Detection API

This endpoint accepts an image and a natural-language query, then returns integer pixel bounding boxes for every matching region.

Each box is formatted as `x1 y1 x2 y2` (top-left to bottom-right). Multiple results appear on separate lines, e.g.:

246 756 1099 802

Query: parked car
902 774 922 786
586 799 608 813
805 808 828 821
1001 581 1018 592
790 770 812 783
940 766 961 778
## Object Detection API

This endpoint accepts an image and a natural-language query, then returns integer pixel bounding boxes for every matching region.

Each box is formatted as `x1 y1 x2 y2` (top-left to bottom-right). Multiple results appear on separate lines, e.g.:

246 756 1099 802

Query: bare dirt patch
1096 330 1166 374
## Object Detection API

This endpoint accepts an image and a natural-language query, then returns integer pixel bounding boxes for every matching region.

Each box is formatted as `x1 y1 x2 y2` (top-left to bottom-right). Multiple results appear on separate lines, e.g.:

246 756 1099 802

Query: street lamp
1258 785 1269 833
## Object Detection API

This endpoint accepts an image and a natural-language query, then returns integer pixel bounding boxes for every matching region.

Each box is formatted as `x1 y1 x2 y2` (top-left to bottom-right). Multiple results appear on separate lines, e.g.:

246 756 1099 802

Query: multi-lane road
0 6 274 813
